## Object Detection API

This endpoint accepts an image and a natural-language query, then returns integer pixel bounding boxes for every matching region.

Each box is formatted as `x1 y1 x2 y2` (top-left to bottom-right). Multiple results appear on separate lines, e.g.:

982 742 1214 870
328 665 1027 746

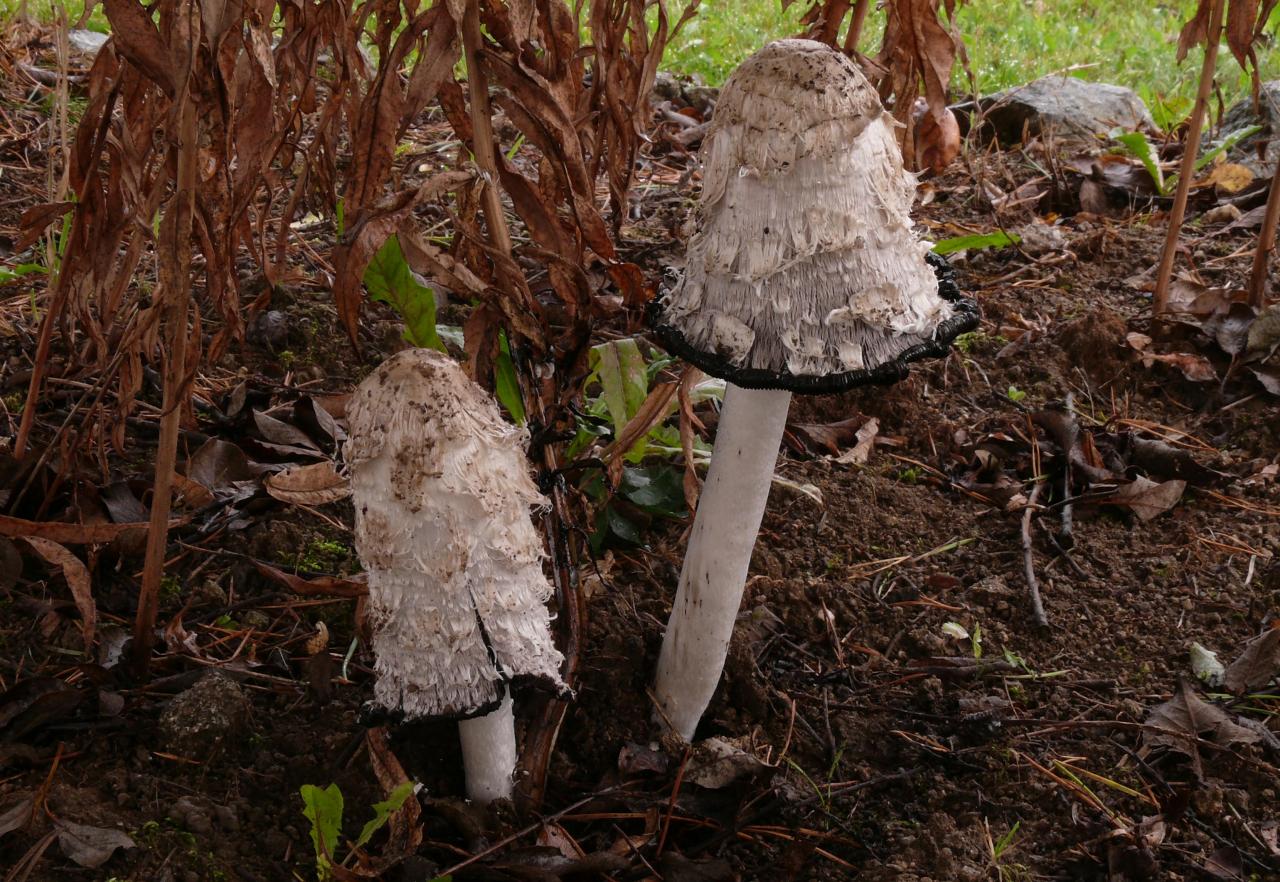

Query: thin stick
134 2 199 673
1247 144 1280 307
1022 480 1048 626
1152 0 1225 316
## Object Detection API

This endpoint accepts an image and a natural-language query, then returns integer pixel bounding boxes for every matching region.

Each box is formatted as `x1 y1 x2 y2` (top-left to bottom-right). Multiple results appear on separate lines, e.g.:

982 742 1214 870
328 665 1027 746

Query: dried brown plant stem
1247 151 1280 307
134 7 200 673
459 1 513 263
458 0 577 810
1152 0 1225 317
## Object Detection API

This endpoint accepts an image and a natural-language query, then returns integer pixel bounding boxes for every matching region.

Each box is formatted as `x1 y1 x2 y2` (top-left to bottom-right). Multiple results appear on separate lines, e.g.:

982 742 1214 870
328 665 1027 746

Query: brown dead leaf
1143 680 1260 777
23 538 95 650
55 819 135 868
1108 477 1186 521
265 462 351 506
365 727 423 862
1223 627 1280 694
835 417 880 465
1205 162 1254 194
1141 352 1219 382
913 102 960 175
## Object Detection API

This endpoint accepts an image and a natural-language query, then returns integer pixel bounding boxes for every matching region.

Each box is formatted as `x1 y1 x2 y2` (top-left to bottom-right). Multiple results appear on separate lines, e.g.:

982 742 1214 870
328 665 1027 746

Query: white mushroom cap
346 349 566 719
653 39 979 392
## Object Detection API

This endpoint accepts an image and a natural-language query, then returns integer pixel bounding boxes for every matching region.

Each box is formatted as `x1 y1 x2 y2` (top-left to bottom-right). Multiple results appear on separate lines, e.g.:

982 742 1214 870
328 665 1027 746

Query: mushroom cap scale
652 39 980 393
346 349 565 720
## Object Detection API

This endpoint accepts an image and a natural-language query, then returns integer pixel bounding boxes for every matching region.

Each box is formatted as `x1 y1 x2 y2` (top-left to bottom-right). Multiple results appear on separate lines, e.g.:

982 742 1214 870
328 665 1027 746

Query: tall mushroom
650 39 980 741
346 348 565 803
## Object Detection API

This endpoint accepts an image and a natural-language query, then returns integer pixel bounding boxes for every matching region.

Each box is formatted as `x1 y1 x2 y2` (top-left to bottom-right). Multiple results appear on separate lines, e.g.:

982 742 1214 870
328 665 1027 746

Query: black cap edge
647 252 982 395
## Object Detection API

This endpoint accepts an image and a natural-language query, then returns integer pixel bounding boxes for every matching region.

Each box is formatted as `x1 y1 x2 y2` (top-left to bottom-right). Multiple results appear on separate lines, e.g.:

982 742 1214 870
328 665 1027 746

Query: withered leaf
23 538 95 650
1203 845 1243 881
265 462 351 506
835 417 880 465
0 515 159 545
1142 352 1218 382
102 0 175 96
1223 627 1280 694
187 439 261 491
1142 680 1259 777
0 792 33 838
253 410 321 452
55 819 135 869
1108 477 1186 521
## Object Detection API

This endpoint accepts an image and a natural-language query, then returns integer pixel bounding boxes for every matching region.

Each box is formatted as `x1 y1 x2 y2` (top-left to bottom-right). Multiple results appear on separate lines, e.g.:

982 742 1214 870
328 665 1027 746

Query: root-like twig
1022 480 1049 626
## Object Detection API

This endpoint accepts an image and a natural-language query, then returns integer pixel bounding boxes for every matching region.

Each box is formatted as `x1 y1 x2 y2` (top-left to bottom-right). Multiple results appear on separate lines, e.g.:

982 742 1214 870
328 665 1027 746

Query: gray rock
158 673 252 758
978 76 1154 145
1221 80 1280 173
68 30 110 57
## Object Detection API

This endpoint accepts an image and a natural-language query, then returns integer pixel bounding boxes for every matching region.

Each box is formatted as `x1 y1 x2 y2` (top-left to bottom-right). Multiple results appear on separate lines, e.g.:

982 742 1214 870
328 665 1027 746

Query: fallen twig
1022 480 1049 626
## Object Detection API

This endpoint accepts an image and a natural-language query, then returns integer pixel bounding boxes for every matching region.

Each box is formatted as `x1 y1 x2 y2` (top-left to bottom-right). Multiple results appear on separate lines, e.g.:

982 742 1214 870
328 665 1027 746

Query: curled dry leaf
54 818 136 869
265 461 351 506
1108 477 1186 521
23 538 95 650
836 417 880 465
1142 679 1259 778
0 792 33 839
1141 352 1218 382
1223 626 1280 694
913 103 961 175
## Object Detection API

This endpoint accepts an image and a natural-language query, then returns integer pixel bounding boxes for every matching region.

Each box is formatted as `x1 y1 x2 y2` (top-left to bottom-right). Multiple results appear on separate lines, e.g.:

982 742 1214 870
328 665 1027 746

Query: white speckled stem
653 383 792 741
457 695 516 804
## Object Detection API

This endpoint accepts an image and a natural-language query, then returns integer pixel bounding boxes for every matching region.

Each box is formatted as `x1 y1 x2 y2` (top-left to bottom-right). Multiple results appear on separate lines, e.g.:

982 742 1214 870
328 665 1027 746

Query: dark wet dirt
2 97 1279 882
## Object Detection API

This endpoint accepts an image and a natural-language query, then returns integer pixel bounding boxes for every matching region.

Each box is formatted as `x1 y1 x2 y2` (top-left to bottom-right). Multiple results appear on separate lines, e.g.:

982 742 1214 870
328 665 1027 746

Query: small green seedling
1112 125 1261 197
300 781 415 881
932 230 1021 256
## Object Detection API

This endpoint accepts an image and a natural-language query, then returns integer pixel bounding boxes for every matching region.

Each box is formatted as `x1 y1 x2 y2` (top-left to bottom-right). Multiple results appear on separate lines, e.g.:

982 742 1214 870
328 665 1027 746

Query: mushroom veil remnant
650 39 980 741
346 348 565 804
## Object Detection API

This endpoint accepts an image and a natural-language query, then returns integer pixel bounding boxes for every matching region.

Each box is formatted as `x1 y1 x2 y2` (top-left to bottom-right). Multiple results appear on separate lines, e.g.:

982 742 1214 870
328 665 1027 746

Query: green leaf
603 505 643 546
0 263 47 284
619 464 686 517
495 332 526 424
363 236 444 352
1197 124 1261 172
353 781 415 851
300 783 344 880
931 231 1020 255
1114 131 1166 194
590 338 648 435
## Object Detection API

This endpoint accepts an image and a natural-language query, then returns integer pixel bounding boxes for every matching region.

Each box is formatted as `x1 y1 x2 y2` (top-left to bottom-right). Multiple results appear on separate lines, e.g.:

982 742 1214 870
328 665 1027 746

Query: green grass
663 0 1280 130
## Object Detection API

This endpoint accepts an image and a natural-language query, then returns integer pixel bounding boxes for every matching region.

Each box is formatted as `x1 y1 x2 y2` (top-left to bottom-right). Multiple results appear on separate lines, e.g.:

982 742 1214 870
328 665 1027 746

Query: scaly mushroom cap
652 39 979 393
346 349 565 719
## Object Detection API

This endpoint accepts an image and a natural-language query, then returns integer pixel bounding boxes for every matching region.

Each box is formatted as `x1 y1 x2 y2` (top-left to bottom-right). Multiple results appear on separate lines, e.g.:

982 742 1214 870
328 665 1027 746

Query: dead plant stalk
1152 0 1225 316
134 6 200 673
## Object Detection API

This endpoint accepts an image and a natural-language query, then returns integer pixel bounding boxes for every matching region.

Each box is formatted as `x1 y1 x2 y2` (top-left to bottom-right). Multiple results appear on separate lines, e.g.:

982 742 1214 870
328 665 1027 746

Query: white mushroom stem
457 695 517 804
653 383 792 740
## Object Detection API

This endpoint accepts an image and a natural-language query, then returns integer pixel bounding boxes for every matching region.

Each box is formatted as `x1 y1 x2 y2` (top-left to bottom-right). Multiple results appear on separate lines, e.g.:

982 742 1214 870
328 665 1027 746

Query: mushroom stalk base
653 383 792 741
458 695 517 804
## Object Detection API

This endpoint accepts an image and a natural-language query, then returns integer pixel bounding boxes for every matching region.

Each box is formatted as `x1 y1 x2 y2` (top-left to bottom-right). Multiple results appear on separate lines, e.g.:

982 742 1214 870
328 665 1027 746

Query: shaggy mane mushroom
650 39 980 741
346 348 565 803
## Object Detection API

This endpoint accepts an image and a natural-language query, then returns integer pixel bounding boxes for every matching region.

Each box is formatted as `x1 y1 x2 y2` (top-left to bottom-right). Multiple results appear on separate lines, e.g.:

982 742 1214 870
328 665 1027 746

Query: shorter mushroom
346 348 565 804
